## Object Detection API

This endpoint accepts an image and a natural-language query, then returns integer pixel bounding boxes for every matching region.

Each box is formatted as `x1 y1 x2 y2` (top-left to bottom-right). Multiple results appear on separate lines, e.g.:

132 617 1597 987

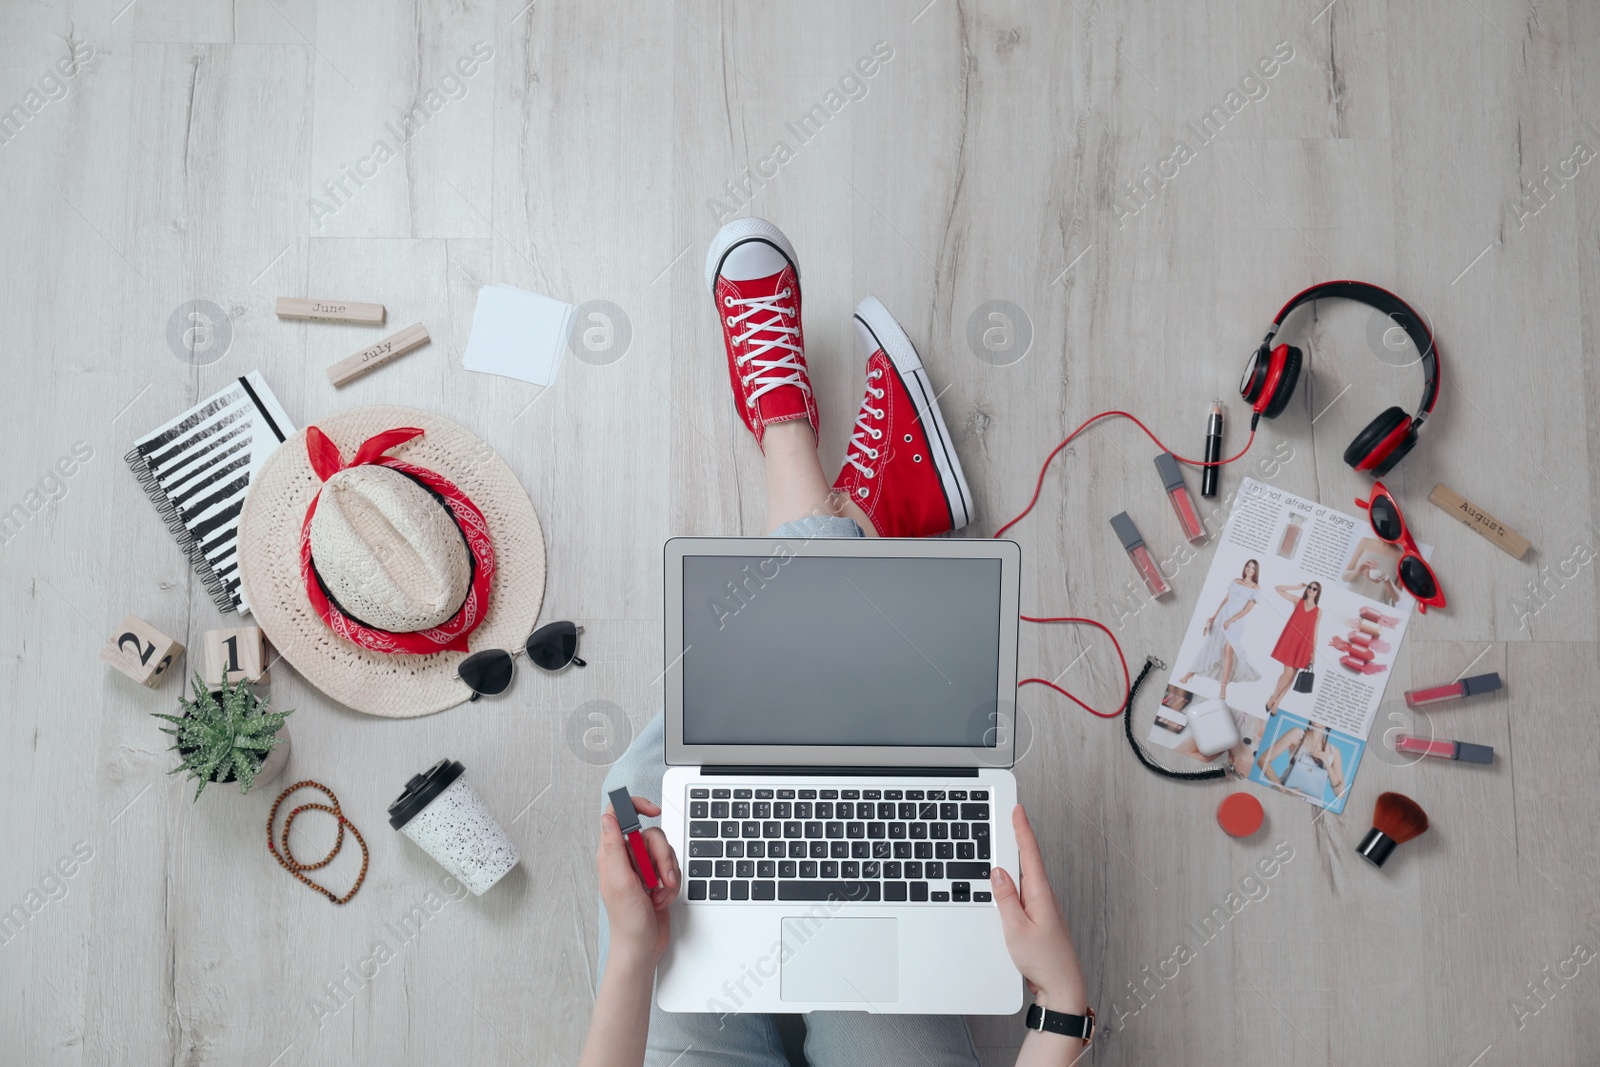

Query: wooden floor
4 1 1598 1064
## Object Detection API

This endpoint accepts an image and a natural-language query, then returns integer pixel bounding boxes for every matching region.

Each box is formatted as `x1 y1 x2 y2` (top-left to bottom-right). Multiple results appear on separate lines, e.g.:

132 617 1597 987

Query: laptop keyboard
683 786 992 905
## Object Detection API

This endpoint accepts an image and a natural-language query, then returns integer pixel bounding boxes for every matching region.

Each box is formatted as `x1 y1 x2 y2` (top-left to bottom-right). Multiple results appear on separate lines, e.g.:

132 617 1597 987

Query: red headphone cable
997 410 1256 719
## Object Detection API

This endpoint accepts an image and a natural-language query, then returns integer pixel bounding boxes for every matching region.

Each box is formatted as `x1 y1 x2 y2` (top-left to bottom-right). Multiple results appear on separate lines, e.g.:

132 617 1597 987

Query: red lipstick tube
1404 672 1502 709
1395 734 1494 764
1155 453 1205 543
1111 511 1170 598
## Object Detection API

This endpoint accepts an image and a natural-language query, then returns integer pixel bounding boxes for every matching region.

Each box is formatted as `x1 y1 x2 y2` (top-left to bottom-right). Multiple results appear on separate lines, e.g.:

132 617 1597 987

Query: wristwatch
1025 1002 1094 1046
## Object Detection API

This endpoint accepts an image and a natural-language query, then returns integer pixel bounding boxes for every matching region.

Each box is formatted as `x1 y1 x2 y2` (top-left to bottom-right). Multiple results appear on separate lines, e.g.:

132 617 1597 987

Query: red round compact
1217 792 1265 837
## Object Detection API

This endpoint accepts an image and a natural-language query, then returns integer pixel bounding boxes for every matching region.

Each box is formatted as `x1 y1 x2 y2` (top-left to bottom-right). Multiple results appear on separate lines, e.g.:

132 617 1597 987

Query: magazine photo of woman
1342 537 1402 606
1255 719 1347 805
1178 559 1263 702
1264 581 1321 715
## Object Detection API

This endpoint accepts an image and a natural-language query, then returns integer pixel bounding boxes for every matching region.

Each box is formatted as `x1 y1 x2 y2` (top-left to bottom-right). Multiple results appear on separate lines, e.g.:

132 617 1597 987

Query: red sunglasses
1355 482 1446 613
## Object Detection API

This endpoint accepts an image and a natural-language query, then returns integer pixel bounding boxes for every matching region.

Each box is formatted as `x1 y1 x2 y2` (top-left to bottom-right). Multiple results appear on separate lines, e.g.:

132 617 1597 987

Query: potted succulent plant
154 674 294 799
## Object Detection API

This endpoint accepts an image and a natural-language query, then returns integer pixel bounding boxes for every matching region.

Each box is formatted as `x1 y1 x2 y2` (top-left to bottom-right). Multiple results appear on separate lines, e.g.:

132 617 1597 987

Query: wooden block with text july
99 614 184 688
327 322 430 386
202 627 270 688
275 297 386 325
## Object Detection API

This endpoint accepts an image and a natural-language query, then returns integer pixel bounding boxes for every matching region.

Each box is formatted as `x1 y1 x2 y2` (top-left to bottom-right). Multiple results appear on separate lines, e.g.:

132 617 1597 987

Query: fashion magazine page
1152 479 1428 813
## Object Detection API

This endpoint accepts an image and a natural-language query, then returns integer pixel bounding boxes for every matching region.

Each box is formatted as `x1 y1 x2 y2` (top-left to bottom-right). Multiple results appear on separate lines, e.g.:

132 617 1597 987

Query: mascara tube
1201 401 1224 498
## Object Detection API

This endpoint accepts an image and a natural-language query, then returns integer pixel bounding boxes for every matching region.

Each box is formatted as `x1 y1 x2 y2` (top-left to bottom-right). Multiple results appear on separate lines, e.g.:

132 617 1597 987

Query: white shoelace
725 289 808 407
843 369 887 479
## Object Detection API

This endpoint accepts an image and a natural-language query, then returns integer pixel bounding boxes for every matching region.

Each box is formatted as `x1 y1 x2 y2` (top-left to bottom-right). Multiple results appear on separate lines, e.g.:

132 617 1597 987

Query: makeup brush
1356 792 1429 867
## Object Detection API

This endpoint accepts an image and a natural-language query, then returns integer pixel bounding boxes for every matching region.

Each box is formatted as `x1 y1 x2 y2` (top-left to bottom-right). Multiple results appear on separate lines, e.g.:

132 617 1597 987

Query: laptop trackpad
779 917 898 1003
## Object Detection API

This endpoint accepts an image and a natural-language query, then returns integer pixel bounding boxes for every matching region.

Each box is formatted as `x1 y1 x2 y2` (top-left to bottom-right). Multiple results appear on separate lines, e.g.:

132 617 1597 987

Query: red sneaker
704 218 817 449
833 297 973 536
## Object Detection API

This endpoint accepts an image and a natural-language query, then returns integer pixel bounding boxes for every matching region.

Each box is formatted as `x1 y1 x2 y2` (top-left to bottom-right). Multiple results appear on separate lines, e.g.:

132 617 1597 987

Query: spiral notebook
124 372 294 615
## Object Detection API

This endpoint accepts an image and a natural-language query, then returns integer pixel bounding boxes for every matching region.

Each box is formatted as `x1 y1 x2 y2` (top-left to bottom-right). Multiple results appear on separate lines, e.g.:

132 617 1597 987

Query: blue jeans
597 515 980 1067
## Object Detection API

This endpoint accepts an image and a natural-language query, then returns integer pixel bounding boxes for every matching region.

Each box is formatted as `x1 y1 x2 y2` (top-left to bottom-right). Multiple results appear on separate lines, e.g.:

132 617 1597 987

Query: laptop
657 535 1024 1016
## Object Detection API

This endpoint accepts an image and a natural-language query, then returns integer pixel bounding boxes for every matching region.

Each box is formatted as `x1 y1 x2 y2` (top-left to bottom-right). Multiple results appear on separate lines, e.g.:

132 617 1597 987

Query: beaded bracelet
267 780 368 904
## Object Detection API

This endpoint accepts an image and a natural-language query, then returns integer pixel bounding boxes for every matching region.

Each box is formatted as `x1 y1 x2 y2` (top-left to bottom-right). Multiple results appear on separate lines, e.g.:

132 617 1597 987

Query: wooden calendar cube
99 614 184 688
202 627 270 688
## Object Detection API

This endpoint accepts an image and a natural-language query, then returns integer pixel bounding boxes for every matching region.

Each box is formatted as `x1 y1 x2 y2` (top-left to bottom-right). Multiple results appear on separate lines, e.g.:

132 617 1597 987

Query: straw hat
237 406 545 717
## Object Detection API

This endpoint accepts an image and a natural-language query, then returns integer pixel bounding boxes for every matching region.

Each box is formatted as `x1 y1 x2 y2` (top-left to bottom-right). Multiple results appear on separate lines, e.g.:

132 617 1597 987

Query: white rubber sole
704 217 800 295
853 296 974 532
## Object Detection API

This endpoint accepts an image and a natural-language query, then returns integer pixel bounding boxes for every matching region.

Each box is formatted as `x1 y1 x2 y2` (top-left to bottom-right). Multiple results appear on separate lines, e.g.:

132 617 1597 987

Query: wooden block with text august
99 614 184 688
327 322 430 386
202 627 270 688
1428 484 1532 560
275 297 386 325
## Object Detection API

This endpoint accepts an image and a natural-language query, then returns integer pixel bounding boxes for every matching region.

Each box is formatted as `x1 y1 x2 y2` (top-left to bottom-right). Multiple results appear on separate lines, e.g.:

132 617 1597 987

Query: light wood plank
3 2 1600 1065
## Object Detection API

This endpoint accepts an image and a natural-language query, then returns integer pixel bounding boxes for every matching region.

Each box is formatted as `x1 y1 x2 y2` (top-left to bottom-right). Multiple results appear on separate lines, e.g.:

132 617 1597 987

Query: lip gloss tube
1405 672 1502 709
1155 453 1205 543
1395 734 1494 764
607 786 660 889
1111 511 1170 598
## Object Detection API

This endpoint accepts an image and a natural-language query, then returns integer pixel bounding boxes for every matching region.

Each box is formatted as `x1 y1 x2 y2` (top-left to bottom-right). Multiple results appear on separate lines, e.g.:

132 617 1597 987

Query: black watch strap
1025 1002 1094 1044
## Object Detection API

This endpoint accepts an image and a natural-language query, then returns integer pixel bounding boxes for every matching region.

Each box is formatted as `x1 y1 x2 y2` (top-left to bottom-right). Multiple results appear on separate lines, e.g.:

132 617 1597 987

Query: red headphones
1239 281 1440 477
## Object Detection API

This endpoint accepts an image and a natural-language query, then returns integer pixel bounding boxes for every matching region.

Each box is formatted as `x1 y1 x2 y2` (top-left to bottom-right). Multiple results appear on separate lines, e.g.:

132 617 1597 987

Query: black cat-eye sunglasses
457 621 585 700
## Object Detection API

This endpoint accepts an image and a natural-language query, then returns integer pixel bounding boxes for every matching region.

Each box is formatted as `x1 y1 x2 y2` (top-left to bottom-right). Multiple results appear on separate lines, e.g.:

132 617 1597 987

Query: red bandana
299 426 495 655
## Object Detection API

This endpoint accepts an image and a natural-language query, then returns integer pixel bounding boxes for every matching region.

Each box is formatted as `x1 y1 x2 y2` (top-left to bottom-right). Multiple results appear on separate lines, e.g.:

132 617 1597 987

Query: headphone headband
1265 281 1440 422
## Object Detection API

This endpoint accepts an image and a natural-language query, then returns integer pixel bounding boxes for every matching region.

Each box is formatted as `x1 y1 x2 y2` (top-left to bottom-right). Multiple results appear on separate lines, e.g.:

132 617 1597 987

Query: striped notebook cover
124 372 294 615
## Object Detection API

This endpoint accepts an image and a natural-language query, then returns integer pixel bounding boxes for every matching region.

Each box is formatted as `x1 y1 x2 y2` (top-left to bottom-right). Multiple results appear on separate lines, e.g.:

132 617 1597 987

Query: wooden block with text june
275 297 386 325
202 627 270 688
99 614 184 688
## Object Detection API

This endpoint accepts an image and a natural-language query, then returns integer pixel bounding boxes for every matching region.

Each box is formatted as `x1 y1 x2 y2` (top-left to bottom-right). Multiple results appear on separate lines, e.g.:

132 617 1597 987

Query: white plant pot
253 726 291 790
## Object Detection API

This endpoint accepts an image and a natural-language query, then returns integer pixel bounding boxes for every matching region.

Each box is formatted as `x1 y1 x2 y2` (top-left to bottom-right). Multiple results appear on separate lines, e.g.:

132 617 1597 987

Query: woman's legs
720 220 969 541
803 1012 980 1067
594 218 981 1064
762 420 876 535
1219 643 1236 700
1265 663 1295 714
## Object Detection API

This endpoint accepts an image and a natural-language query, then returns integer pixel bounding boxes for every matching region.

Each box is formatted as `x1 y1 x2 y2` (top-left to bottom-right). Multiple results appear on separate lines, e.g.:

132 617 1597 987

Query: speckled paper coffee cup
389 760 520 895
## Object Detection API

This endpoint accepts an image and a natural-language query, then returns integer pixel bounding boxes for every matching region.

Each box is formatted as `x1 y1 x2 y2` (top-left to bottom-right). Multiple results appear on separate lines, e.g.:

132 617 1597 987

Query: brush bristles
1372 791 1429 844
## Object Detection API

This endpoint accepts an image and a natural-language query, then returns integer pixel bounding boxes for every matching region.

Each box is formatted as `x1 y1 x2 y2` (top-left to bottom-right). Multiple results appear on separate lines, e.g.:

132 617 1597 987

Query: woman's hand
580 799 680 1067
991 805 1087 1012
597 797 681 971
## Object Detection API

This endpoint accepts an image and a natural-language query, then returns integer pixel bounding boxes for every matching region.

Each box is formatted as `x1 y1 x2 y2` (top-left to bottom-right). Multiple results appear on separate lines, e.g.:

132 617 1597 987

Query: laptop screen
680 554 1003 747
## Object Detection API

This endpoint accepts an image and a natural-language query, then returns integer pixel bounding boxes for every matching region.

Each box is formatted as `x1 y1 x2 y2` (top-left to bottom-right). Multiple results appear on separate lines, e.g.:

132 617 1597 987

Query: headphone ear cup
1261 345 1302 418
1343 406 1414 473
1369 431 1418 476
